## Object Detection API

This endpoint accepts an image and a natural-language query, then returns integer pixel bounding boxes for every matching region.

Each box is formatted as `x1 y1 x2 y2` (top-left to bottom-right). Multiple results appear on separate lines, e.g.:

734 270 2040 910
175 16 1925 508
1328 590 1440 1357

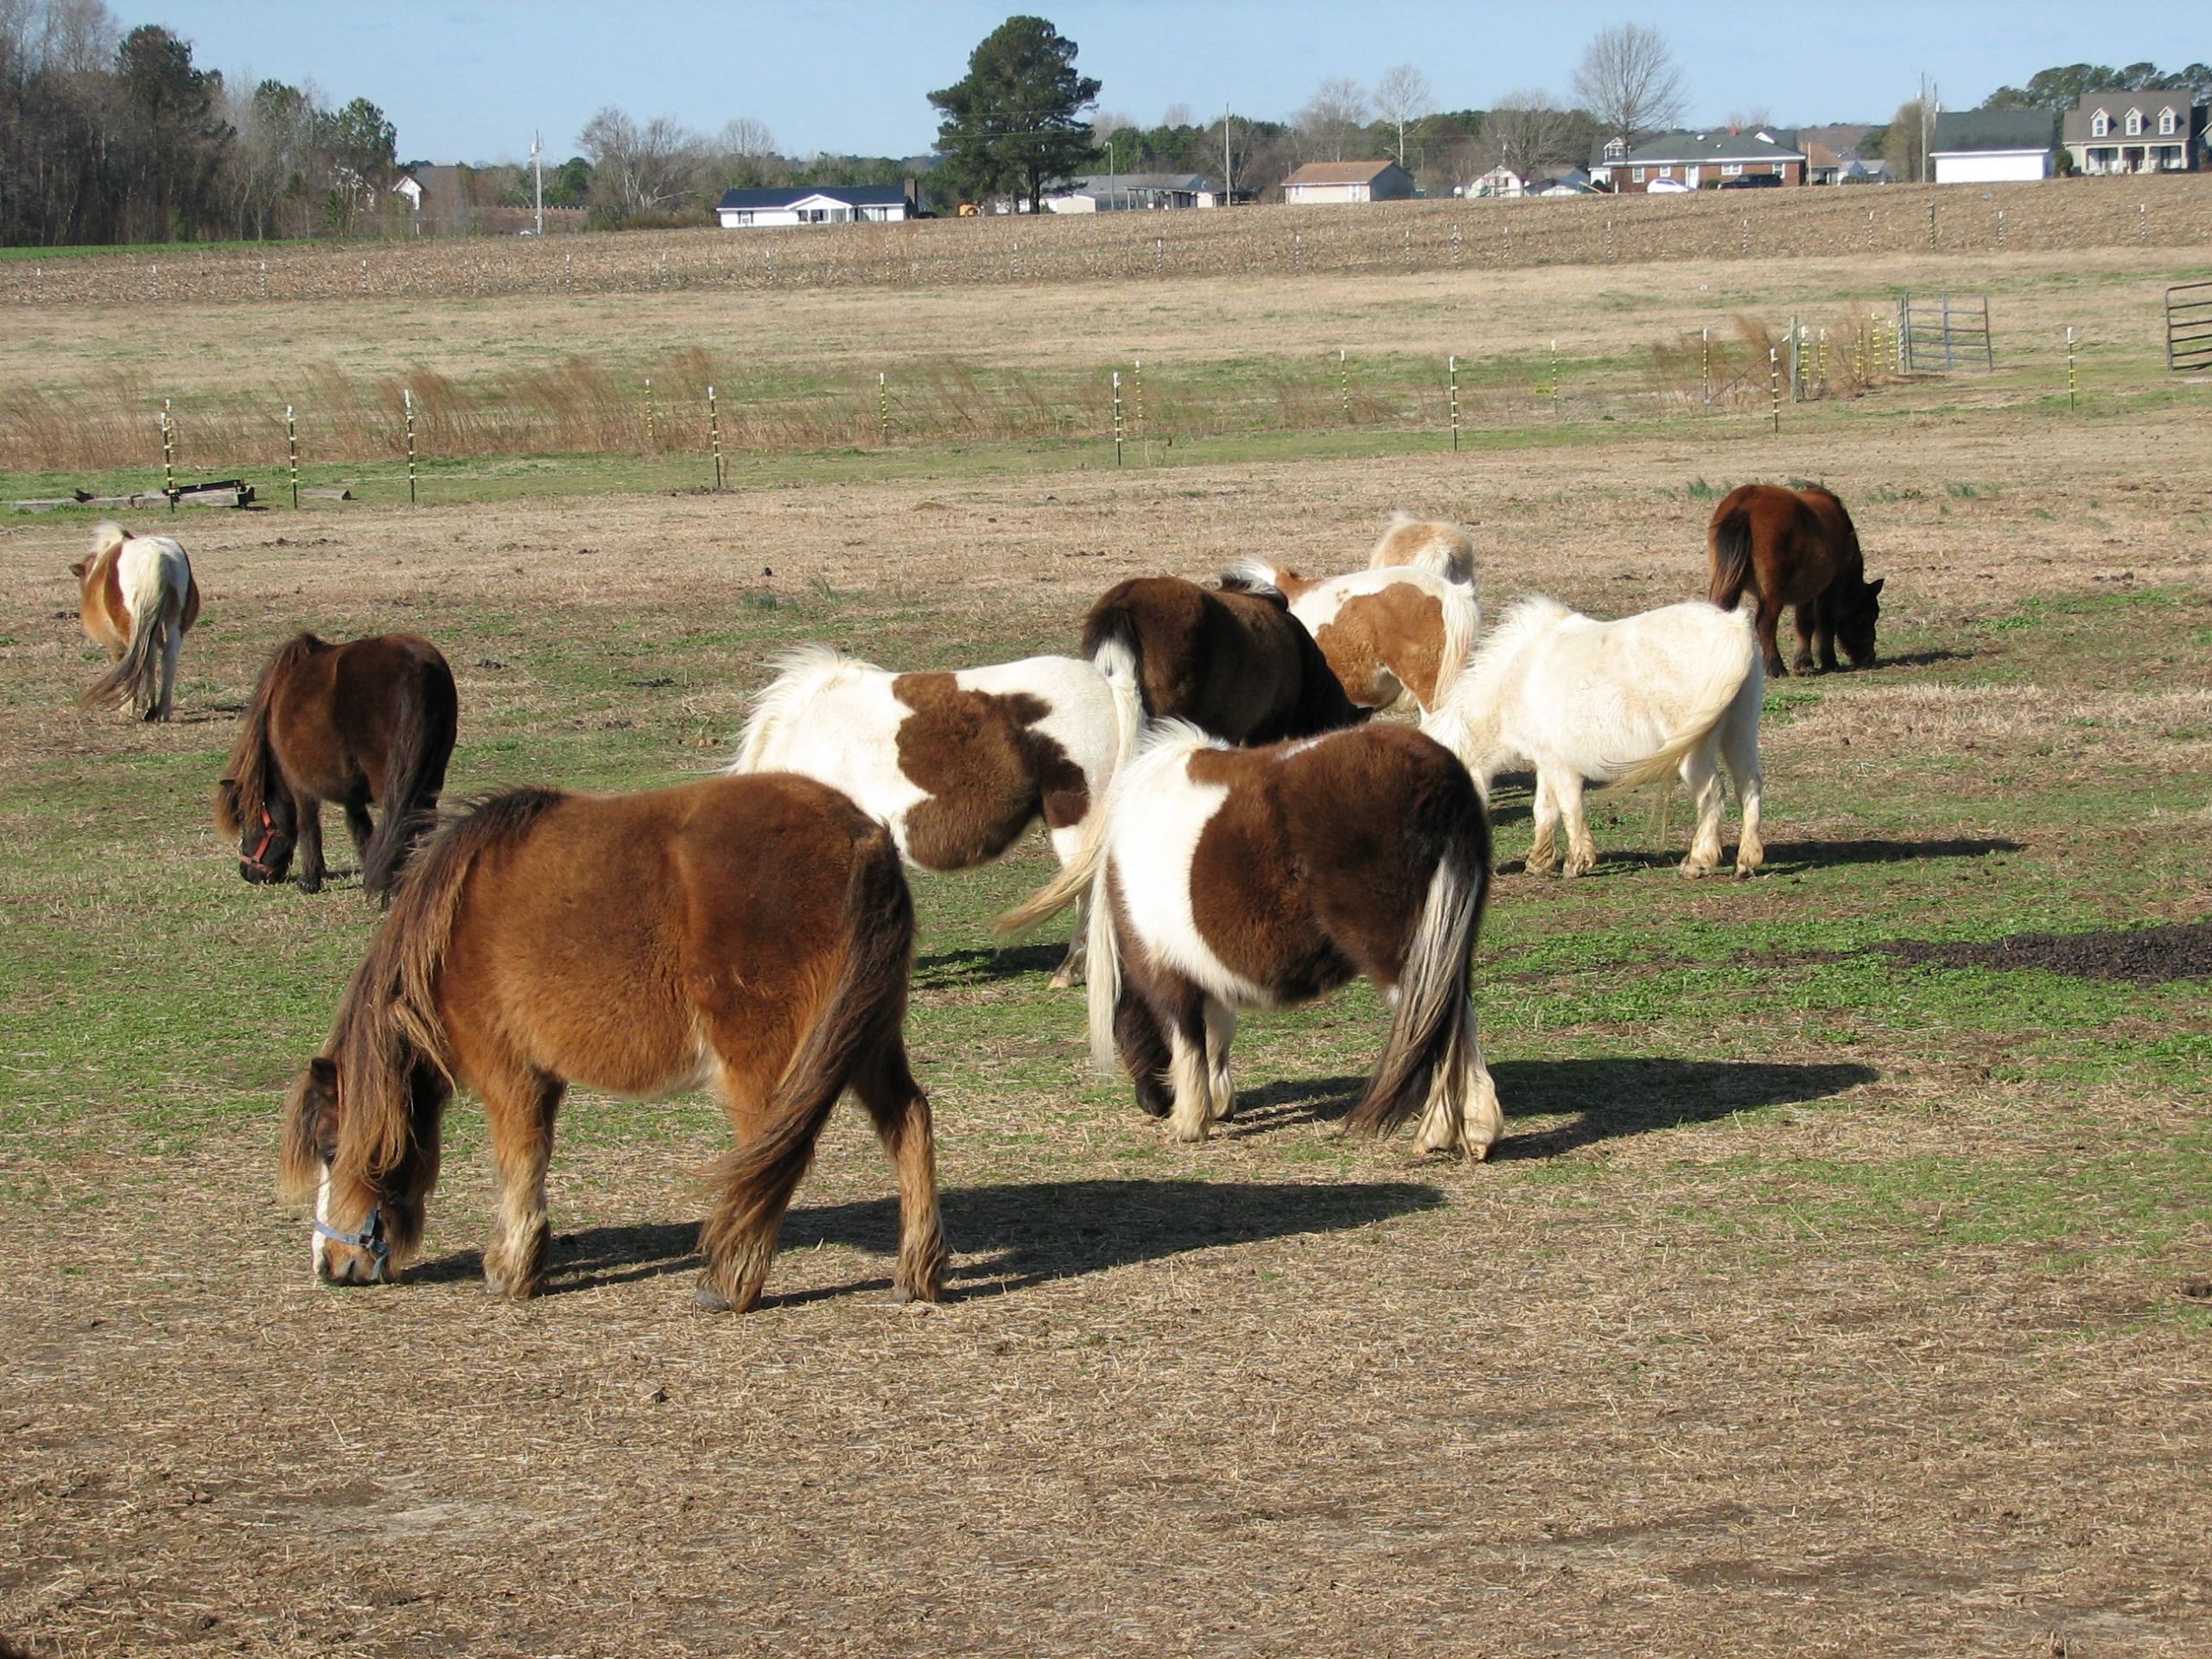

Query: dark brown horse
278 773 947 1313
215 632 458 900
1081 721 1503 1158
1079 572 1368 746
1707 483 1883 677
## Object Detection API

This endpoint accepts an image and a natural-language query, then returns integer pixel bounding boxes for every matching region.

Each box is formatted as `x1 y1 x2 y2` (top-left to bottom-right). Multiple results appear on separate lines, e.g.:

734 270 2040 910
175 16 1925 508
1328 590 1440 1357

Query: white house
1466 165 1525 199
1929 109 2059 184
1045 173 1215 213
715 184 913 228
2063 92 2207 175
1281 160 1415 204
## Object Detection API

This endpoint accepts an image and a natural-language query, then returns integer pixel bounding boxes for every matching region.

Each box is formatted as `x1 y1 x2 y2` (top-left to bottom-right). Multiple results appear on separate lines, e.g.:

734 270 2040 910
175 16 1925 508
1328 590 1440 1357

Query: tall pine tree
928 16 1099 212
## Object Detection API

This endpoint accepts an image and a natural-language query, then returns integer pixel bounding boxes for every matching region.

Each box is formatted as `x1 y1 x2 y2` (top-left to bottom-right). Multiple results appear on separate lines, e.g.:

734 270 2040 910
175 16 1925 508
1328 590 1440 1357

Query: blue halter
314 1205 390 1273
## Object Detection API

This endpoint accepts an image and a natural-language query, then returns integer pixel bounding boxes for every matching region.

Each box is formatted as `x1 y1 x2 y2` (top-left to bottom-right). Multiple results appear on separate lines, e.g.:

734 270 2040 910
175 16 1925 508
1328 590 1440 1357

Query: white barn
1281 160 1415 204
1929 110 2060 185
1045 173 1216 213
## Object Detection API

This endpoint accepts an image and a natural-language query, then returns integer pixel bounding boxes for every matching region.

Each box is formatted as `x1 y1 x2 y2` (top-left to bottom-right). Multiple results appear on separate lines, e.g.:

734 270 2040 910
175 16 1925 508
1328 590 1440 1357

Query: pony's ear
68 558 86 578
1867 577 1885 596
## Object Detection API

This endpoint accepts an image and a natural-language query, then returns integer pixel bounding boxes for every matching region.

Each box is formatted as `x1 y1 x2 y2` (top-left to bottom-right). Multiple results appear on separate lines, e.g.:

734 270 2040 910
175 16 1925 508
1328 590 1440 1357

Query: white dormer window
2125 109 2143 136
2159 107 2177 136
1605 137 1627 160
2091 110 2109 137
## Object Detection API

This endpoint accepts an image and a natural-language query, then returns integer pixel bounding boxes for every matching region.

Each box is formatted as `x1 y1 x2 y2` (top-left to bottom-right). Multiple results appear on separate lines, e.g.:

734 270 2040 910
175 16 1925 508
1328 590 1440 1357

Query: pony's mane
1216 567 1286 605
216 632 328 834
1425 594 1574 756
732 643 884 772
87 520 129 562
320 787 569 1198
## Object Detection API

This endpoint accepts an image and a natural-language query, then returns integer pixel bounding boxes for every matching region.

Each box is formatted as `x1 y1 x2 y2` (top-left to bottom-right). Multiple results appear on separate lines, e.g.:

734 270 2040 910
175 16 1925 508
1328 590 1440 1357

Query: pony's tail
80 544 175 715
1347 822 1490 1137
697 824 916 1288
315 789 567 1218
1084 836 1123 1074
361 655 459 904
1708 506 1754 611
991 636 1143 941
1610 646 1756 793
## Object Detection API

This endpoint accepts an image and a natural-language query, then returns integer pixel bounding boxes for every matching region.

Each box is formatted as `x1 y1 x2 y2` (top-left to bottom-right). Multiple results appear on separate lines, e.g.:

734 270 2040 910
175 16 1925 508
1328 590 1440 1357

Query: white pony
1421 596 1764 879
1224 558 1479 715
71 520 200 721
731 642 1142 985
1368 512 1477 586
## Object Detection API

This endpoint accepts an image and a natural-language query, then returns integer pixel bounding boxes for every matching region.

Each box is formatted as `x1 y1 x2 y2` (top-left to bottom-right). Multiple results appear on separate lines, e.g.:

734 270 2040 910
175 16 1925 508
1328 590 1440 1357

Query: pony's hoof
1679 861 1715 880
1167 1120 1210 1145
1047 969 1077 991
692 1281 732 1313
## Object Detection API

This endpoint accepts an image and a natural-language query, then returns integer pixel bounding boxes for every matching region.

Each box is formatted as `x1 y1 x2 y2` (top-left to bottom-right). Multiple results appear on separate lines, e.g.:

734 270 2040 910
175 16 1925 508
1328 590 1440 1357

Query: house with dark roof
1280 161 1415 204
1044 173 1217 213
2062 91 2206 175
1611 128 1805 193
1929 109 2060 183
715 184 915 228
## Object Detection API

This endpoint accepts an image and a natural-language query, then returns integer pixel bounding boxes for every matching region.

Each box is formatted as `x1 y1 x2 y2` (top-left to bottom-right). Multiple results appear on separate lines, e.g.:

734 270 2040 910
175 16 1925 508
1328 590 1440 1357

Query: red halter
242 806 281 876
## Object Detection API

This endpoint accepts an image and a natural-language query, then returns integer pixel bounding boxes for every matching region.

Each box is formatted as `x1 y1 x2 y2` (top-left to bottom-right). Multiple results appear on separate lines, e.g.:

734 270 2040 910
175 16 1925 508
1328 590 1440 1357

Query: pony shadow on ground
410 1178 1445 1303
912 942 1069 988
1216 1056 1876 1161
1878 647 1975 671
1755 835 2020 871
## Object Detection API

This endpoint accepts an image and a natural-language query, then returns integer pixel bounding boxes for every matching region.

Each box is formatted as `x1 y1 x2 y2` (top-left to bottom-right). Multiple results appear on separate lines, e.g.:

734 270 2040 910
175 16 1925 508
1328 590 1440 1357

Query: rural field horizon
2 188 2209 1657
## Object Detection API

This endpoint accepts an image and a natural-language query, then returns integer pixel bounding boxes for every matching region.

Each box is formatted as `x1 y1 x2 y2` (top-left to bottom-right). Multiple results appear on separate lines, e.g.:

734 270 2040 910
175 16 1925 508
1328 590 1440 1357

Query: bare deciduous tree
1373 62 1433 166
1572 22 1688 142
1295 76 1369 162
579 106 702 220
716 116 776 157
1887 98 1929 185
1726 106 1773 133
1160 101 1192 129
1484 88 1573 181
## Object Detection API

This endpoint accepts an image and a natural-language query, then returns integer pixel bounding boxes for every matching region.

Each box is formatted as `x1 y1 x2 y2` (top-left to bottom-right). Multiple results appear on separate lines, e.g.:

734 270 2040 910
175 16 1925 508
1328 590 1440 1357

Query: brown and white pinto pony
278 773 947 1313
216 632 459 901
71 520 200 721
1224 558 1480 715
1079 572 1368 746
730 642 1142 987
1082 721 1503 1157
1707 483 1883 678
1368 512 1477 586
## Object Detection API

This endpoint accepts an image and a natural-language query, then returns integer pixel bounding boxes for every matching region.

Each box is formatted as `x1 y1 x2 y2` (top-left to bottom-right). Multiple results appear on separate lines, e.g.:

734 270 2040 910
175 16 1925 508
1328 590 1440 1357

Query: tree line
0 0 406 245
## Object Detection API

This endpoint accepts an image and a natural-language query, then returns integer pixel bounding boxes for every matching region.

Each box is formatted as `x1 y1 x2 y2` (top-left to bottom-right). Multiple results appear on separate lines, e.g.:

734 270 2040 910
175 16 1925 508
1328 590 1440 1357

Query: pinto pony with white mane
732 644 1142 987
71 521 200 721
1224 559 1479 715
1423 596 1764 880
1368 512 1477 586
1082 721 1503 1158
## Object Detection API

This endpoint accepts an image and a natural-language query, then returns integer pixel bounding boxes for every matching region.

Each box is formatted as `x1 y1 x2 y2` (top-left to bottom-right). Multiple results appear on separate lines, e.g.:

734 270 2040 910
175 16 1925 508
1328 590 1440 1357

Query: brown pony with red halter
278 772 946 1313
215 632 458 901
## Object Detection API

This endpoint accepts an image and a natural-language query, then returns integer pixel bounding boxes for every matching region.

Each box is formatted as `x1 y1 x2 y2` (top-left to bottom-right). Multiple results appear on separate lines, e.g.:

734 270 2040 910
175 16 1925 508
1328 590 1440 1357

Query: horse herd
65 483 1884 1314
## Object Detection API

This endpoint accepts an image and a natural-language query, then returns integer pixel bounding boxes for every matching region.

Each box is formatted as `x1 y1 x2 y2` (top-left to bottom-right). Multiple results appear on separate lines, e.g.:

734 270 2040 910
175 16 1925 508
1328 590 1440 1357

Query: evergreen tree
928 16 1099 211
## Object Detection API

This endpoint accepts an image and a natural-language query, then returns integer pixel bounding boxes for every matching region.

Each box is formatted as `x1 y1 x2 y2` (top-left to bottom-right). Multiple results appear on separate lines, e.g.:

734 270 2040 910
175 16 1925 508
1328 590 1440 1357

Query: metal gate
1897 291 1994 372
2167 282 2212 372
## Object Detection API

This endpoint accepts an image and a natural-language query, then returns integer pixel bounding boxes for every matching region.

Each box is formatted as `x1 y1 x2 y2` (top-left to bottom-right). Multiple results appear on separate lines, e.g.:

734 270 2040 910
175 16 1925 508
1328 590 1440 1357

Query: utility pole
531 130 543 236
1223 102 1233 205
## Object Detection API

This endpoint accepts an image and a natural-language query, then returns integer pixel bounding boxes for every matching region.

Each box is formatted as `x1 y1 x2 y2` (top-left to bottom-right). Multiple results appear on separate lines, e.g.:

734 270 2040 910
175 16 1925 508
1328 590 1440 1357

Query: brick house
1611 128 1805 193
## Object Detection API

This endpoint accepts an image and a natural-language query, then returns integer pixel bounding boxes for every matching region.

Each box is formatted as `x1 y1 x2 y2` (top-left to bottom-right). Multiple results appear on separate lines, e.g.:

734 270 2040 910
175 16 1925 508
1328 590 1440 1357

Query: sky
130 1 2209 166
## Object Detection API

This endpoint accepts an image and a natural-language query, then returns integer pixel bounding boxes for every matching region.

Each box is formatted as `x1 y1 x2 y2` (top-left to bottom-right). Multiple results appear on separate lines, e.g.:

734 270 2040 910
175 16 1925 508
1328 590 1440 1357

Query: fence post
1996 208 2005 249
877 372 888 444
708 385 722 491
2067 326 2077 410
1866 208 1875 252
1768 346 1780 435
1155 236 1164 275
1132 359 1143 429
1339 348 1349 424
1294 231 1303 274
1549 339 1560 416
1789 314 1802 401
1112 370 1124 467
1926 201 1937 249
1402 226 1412 271
404 386 416 505
2139 202 2148 244
286 404 297 509
1452 223 1462 267
1739 214 1749 257
1605 218 1614 261
644 377 656 447
161 401 175 509
1448 354 1459 452
1701 326 1711 409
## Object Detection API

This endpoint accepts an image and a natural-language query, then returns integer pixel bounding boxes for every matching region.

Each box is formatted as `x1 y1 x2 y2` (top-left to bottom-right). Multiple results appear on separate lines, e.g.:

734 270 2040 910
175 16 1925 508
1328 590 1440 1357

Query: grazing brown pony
1707 484 1883 677
277 773 947 1313
71 520 200 720
215 633 458 901
1079 572 1368 746
1081 721 1503 1158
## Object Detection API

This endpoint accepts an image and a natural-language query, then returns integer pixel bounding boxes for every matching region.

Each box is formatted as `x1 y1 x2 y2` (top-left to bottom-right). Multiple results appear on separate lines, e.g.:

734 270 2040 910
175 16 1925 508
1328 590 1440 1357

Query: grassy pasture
2 215 2210 1657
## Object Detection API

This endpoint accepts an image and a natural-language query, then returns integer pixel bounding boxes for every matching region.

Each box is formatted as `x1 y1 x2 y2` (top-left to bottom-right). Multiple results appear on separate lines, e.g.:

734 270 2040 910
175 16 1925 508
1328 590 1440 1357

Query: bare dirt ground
3 284 2211 1656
